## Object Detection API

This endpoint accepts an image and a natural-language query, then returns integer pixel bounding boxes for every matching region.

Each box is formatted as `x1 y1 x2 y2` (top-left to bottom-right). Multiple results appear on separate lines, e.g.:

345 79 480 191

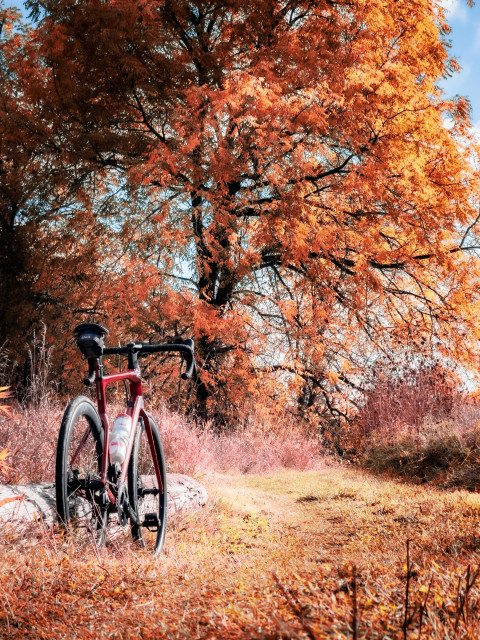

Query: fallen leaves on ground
2 468 480 638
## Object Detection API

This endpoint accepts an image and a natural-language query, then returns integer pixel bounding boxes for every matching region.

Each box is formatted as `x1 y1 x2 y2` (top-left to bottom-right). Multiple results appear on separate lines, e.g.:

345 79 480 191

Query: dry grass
361 417 480 490
2 468 480 638
352 365 480 490
0 403 62 484
159 405 320 476
0 402 321 484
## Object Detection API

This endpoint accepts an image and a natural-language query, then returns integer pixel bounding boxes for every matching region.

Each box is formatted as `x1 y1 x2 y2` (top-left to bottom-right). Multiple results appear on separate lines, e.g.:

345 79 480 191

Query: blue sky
5 0 480 131
441 0 480 129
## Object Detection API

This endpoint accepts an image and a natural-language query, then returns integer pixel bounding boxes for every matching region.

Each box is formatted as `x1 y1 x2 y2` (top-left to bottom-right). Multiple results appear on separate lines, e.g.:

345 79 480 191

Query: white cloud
439 0 468 21
471 21 480 52
470 120 480 141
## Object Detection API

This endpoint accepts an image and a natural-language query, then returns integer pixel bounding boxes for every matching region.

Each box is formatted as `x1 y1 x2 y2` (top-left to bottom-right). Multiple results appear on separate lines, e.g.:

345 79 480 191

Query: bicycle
55 323 196 555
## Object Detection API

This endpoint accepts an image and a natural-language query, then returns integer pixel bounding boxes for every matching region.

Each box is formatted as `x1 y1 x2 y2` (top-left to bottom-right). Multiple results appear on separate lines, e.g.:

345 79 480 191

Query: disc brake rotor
117 483 129 528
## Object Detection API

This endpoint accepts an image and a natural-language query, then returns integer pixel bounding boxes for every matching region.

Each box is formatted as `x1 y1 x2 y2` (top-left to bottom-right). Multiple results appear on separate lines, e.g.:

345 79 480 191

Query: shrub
358 362 459 439
0 402 62 484
157 405 321 475
349 362 480 488
361 418 480 488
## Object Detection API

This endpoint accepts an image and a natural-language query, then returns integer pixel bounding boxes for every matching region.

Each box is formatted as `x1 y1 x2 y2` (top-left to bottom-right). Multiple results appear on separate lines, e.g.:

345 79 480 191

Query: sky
441 0 480 130
5 0 480 130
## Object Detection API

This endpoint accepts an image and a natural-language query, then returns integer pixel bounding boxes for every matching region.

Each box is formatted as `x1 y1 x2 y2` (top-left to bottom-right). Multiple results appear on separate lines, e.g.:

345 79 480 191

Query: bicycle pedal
142 513 160 531
141 487 160 497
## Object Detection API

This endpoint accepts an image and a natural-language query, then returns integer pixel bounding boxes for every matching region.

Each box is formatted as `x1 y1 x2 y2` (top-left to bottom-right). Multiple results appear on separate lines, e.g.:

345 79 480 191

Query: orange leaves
0 448 12 476
1 0 480 424
0 394 13 481
0 495 21 508
0 387 11 418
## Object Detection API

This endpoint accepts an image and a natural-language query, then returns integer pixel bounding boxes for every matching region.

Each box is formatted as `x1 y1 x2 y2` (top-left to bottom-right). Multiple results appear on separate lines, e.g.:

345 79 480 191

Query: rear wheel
55 396 107 547
128 413 167 555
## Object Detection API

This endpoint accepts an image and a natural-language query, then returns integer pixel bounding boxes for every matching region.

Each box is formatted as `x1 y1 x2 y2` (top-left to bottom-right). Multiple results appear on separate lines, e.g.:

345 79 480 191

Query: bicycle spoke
69 426 91 468
56 396 106 547
128 415 167 555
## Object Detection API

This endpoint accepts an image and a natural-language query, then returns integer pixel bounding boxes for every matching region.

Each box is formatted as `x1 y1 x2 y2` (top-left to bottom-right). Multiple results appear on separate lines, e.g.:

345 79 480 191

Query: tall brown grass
0 399 322 485
159 404 320 475
358 363 459 438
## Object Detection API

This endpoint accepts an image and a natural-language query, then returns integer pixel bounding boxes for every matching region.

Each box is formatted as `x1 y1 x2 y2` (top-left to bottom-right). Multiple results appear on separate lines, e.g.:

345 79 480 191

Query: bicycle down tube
94 363 163 496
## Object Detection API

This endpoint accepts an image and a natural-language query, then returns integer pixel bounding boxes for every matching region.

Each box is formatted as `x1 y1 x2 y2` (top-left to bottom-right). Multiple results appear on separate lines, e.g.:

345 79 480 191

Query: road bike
55 323 196 555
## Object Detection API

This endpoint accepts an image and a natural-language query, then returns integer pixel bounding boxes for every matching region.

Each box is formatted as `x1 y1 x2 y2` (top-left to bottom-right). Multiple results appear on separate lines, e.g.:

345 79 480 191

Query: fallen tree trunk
0 473 208 525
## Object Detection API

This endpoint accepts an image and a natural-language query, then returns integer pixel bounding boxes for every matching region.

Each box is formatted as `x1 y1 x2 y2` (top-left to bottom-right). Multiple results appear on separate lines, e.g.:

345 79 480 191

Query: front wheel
128 413 168 555
55 396 107 547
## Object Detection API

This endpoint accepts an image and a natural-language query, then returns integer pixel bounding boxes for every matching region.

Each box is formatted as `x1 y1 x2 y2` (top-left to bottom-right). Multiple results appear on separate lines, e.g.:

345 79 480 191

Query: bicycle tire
55 395 107 547
128 413 168 555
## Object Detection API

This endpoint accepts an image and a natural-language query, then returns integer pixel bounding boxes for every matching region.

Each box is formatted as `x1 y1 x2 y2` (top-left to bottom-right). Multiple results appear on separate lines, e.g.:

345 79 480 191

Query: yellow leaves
325 371 340 386
0 448 12 475
0 386 11 417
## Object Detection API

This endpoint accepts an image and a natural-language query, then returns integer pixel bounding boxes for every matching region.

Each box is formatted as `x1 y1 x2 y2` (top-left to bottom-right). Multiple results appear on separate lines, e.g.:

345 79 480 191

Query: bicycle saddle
74 323 109 359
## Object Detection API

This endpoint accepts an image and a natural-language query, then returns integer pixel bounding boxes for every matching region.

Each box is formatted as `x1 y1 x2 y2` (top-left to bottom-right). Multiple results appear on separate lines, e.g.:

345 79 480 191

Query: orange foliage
2 0 480 423
0 386 10 416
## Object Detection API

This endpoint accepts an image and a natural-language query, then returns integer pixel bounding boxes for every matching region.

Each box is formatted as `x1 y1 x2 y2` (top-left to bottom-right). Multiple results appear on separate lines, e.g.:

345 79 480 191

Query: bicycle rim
56 396 107 547
128 414 168 555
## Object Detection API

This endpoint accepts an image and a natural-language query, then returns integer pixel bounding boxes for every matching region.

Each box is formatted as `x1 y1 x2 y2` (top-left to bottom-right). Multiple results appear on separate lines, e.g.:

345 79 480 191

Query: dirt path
2 468 480 638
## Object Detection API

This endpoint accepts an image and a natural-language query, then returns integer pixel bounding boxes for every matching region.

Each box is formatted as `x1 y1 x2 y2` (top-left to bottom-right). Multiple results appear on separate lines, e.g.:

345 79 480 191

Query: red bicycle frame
94 363 163 506
60 323 194 555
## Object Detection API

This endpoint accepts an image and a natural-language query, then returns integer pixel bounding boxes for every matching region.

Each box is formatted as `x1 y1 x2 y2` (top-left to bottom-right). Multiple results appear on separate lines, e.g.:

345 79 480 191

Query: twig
454 572 463 633
454 564 480 633
272 572 318 640
352 565 358 640
464 565 480 629
0 584 15 634
403 539 411 640
418 576 433 640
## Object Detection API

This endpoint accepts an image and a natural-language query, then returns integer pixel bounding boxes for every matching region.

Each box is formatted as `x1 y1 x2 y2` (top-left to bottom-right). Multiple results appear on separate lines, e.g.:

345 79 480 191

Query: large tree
0 5 43 349
5 0 480 421
0 4 155 392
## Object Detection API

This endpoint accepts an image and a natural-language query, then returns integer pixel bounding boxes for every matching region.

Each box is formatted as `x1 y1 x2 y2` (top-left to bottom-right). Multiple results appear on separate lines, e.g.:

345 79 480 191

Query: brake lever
181 339 197 380
83 359 96 386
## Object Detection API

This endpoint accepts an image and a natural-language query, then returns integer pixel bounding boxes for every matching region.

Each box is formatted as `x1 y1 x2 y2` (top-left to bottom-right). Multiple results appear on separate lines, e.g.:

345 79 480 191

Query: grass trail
2 468 480 638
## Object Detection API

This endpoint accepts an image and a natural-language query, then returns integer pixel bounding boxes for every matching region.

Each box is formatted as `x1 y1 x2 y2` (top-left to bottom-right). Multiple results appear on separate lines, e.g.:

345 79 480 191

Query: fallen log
0 473 208 526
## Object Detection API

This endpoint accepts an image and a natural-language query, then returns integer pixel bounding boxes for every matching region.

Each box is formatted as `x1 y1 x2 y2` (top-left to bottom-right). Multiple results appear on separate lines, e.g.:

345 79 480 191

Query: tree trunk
0 473 208 526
